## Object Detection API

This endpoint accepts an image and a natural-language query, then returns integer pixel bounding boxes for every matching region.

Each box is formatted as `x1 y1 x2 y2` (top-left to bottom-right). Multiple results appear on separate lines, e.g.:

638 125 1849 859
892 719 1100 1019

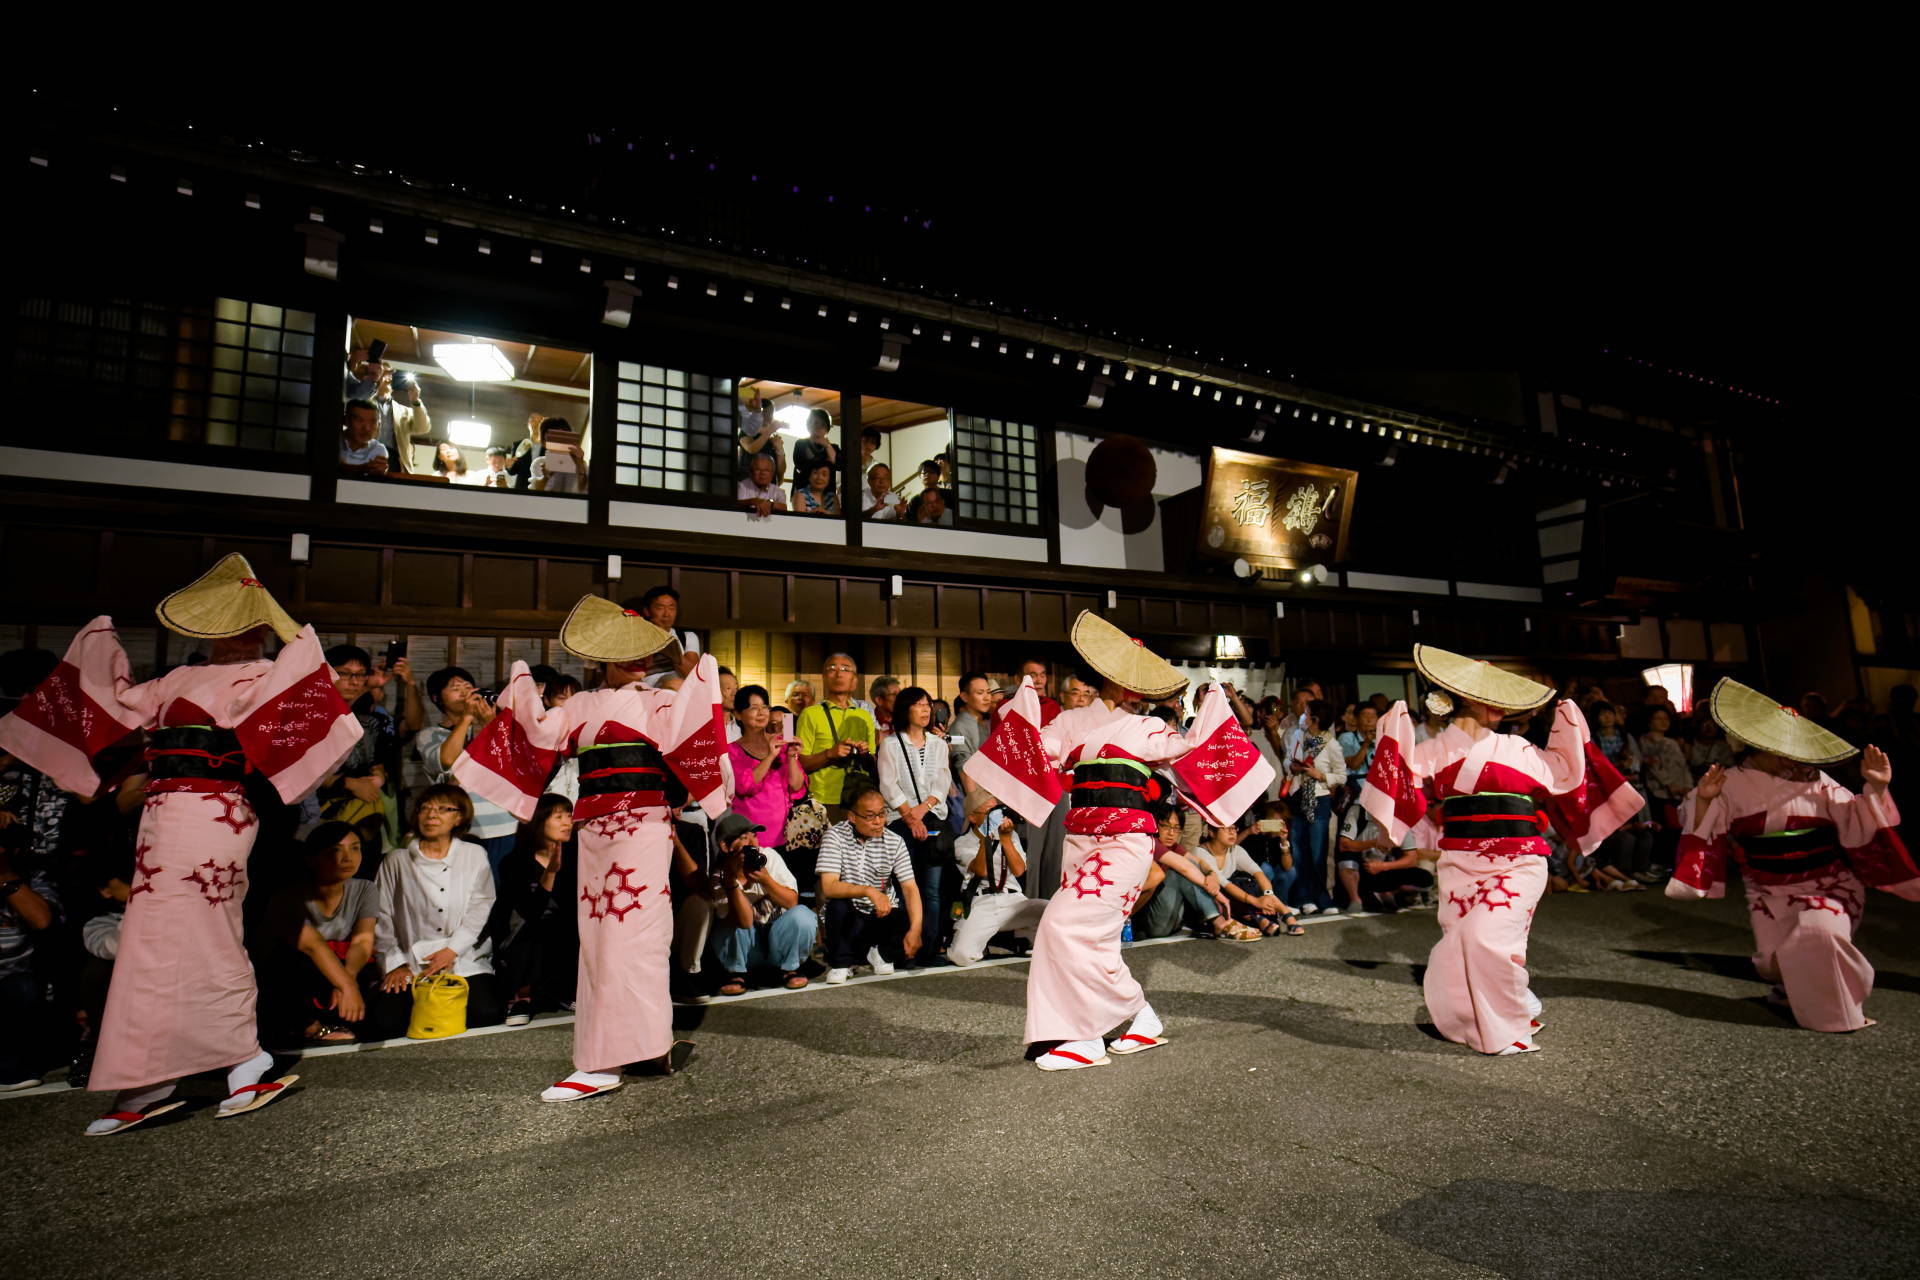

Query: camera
741 848 767 874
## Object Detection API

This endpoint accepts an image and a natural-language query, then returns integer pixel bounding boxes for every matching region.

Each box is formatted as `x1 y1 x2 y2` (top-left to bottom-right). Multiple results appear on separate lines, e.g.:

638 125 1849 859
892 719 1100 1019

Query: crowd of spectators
2 615 1913 1090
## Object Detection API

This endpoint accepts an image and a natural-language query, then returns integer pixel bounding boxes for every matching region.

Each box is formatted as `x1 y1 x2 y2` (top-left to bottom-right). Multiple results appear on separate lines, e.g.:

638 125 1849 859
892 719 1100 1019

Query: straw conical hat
1412 644 1554 714
1707 677 1857 766
1070 610 1187 700
559 595 674 664
154 553 300 643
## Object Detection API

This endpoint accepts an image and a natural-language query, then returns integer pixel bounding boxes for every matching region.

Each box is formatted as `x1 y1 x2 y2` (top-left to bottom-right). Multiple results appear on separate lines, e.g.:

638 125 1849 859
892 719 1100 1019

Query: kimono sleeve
1822 778 1919 899
0 617 144 796
230 626 363 804
654 655 728 819
454 661 573 823
1536 700 1646 856
1666 781 1728 901
1359 701 1426 844
1170 687 1272 828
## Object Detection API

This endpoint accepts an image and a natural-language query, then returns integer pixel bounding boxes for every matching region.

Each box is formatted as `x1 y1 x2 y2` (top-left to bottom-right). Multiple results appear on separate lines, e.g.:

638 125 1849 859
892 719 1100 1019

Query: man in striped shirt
816 785 922 984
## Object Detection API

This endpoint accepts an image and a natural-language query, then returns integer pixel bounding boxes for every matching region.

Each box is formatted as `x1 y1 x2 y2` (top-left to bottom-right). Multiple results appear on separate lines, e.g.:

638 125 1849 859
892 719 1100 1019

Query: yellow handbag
406 972 470 1040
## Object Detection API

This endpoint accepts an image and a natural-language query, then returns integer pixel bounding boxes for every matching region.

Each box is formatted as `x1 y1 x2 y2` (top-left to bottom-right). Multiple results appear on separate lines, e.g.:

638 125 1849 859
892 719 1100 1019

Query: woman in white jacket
879 686 951 962
1284 700 1348 915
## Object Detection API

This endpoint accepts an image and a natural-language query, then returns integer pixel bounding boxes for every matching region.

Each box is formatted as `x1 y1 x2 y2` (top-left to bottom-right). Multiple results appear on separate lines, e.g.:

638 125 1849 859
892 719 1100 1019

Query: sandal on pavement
717 976 748 997
1035 1047 1111 1071
541 1076 623 1102
1108 1033 1169 1056
216 1075 298 1117
782 971 809 990
84 1100 186 1137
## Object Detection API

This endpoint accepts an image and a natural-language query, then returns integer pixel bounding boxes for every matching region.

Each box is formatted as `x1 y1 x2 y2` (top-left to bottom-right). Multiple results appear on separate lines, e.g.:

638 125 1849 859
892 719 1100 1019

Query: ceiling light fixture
448 419 492 447
431 343 514 382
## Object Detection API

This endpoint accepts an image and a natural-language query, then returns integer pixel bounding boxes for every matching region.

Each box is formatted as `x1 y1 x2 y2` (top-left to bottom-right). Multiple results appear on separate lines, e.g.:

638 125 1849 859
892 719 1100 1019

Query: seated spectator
784 680 815 717
369 785 504 1038
415 667 520 876
736 386 786 484
1638 707 1693 826
529 416 584 493
1334 802 1434 913
914 487 956 527
481 446 514 489
791 410 839 494
527 666 582 801
816 784 921 984
1128 803 1257 941
0 845 60 1090
433 441 476 485
737 452 787 518
705 811 816 994
338 398 390 476
262 822 379 1046
490 795 577 1026
66 853 131 1089
877 685 948 962
796 461 841 516
1194 821 1300 936
948 789 1045 966
727 684 808 879
862 464 907 521
317 644 391 829
1241 798 1295 903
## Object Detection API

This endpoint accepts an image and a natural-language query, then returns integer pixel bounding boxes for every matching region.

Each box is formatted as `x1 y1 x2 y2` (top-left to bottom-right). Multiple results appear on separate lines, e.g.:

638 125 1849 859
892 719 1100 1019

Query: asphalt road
5 888 1918 1280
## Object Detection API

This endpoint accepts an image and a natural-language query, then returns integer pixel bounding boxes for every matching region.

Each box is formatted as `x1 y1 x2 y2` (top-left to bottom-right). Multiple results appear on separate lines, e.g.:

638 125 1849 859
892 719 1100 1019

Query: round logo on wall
1206 523 1226 548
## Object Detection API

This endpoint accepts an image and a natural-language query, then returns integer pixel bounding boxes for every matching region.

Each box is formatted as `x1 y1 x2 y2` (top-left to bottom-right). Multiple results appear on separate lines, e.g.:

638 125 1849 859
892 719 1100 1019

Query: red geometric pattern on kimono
183 857 245 905
1787 870 1864 921
235 663 354 781
1172 714 1262 810
130 839 161 897
1836 826 1918 891
1065 807 1156 837
465 706 559 802
1671 833 1724 893
1448 871 1521 918
579 807 658 838
1539 743 1628 847
581 863 649 922
1749 895 1775 920
1067 849 1115 899
200 791 256 834
1365 734 1428 832
8 655 134 760
1120 885 1141 914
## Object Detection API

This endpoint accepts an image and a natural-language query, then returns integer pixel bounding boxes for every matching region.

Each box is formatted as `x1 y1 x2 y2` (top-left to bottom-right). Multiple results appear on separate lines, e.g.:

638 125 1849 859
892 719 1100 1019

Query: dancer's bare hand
1695 764 1726 802
1862 745 1892 790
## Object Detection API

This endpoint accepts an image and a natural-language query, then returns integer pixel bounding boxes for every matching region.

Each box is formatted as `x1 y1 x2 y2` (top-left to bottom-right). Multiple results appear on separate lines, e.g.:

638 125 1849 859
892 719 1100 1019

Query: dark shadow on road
1293 956 1427 987
1620 948 1762 983
1528 975 1784 1027
1378 1177 1920 1279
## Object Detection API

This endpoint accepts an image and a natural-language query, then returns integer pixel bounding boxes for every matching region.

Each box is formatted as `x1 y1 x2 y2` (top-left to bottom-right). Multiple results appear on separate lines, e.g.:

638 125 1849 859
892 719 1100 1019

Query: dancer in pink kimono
1666 678 1915 1032
1360 646 1642 1055
967 612 1271 1070
0 555 360 1134
456 596 725 1101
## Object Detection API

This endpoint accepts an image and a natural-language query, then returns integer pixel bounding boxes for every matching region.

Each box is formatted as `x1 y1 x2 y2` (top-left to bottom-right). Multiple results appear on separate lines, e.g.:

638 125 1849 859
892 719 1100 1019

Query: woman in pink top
0 556 361 1136
727 685 807 846
1361 646 1642 1056
1666 678 1915 1032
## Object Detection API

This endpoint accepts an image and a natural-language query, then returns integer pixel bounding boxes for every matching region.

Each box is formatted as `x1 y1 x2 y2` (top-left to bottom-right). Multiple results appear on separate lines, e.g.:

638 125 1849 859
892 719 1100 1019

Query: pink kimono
0 618 360 1091
1362 700 1642 1054
457 657 725 1074
1667 766 1916 1031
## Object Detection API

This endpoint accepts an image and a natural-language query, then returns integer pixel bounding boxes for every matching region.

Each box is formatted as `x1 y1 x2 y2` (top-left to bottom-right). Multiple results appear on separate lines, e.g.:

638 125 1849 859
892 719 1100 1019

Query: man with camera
798 653 879 823
373 367 433 476
702 812 817 994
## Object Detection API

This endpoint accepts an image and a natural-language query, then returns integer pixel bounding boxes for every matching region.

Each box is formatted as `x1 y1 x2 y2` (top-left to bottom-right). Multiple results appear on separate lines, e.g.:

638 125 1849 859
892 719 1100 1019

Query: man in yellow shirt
798 652 879 821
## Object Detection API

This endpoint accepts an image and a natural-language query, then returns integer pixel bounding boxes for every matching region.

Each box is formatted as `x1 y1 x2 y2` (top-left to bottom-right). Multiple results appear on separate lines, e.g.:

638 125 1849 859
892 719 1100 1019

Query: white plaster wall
1053 431 1204 574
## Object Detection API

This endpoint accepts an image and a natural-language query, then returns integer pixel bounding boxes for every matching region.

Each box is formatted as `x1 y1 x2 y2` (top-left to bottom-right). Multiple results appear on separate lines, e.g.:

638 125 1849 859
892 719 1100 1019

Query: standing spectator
532 416 585 493
318 645 393 830
736 386 787 485
338 399 390 476
869 676 901 735
368 785 503 1038
634 586 702 688
791 410 839 495
905 460 944 521
705 812 816 994
947 672 995 784
879 686 950 963
261 823 379 1046
717 667 741 743
1590 703 1642 780
374 369 433 475
798 654 879 821
727 685 808 885
1063 676 1097 711
1335 801 1434 913
816 785 922 984
859 427 882 476
1284 700 1347 916
862 464 907 521
1017 658 1064 724
784 680 816 717
1638 707 1692 869
948 789 1046 965
1338 704 1379 810
737 452 787 518
796 462 842 516
490 795 578 1026
344 343 382 402
415 667 519 878
0 847 60 1089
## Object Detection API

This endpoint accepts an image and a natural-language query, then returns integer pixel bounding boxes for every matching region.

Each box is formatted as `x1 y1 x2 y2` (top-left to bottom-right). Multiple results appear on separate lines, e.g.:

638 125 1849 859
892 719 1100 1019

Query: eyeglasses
852 808 887 821
336 668 370 681
418 804 463 816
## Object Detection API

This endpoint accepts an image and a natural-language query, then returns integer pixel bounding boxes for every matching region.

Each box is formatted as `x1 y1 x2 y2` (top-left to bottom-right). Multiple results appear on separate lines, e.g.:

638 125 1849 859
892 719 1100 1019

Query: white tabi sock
87 1081 178 1134
220 1050 275 1111
1125 1004 1164 1041
542 1070 620 1101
